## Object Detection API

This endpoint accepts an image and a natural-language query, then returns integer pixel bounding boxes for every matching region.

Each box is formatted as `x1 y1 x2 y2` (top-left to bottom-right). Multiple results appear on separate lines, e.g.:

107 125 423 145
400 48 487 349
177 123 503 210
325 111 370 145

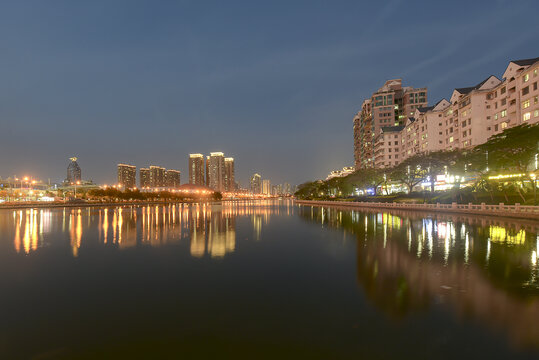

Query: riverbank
296 200 539 221
0 200 217 210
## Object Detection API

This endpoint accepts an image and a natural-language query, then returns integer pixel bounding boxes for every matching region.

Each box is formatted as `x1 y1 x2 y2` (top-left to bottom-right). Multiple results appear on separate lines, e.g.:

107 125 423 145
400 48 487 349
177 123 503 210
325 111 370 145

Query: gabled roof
503 57 539 79
381 125 404 133
454 75 500 95
510 57 539 67
454 86 475 95
416 106 434 113
433 98 450 111
455 76 490 94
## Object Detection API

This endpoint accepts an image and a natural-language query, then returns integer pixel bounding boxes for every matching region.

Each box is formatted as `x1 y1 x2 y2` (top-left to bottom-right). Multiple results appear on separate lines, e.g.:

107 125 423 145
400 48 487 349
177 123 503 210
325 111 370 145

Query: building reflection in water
12 209 45 255
7 200 287 259
298 204 539 350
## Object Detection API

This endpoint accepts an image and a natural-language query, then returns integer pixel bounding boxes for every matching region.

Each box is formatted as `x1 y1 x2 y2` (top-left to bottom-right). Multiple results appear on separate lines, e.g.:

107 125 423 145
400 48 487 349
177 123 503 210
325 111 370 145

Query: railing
295 200 539 219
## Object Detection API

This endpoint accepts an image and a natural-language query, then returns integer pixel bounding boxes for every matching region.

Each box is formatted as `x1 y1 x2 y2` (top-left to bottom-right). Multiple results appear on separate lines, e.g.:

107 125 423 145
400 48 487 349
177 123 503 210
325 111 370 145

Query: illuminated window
523 74 529 82
534 110 539 117
501 110 507 118
523 112 531 121
501 122 508 129
522 99 530 109
449 136 454 143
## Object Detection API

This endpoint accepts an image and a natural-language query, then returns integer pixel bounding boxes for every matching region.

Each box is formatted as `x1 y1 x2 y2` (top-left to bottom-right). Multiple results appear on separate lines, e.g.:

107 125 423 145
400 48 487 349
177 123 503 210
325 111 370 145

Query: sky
0 0 538 187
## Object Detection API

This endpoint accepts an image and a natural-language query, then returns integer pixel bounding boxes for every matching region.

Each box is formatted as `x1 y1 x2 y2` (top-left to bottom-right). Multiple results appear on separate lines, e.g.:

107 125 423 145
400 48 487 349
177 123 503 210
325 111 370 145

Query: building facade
208 152 225 192
165 170 181 188
354 79 427 169
140 168 150 188
363 57 539 169
66 157 82 184
250 173 261 194
374 126 404 169
224 157 235 192
206 156 210 187
189 154 205 186
262 179 271 195
117 164 137 189
150 166 166 188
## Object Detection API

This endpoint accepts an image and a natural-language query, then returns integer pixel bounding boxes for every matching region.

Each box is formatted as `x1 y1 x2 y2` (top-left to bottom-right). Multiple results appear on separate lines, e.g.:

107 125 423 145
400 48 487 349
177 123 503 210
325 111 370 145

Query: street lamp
74 181 81 198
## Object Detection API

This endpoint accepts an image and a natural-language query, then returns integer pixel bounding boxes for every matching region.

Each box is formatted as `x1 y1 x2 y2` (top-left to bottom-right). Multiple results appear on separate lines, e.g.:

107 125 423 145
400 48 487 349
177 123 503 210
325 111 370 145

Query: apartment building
189 154 205 186
354 79 427 169
374 126 403 169
117 164 137 189
165 170 181 188
368 56 539 169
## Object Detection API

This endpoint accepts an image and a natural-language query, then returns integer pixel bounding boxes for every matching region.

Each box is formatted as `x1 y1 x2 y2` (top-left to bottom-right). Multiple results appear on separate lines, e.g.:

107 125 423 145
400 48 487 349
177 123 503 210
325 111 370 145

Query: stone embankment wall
295 200 539 221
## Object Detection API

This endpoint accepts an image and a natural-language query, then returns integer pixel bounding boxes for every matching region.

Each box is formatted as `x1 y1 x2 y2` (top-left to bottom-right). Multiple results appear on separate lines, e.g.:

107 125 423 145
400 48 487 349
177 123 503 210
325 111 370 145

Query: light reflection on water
1 200 539 357
5 200 292 259
298 204 539 349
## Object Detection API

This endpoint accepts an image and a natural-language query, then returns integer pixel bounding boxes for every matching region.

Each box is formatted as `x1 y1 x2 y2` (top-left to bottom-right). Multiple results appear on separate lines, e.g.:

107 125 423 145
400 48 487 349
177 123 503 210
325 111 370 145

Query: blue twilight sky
0 0 538 187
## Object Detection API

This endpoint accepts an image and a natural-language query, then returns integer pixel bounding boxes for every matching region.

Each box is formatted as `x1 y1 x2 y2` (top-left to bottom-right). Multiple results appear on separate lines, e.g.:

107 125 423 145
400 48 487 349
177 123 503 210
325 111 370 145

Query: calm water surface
0 200 538 359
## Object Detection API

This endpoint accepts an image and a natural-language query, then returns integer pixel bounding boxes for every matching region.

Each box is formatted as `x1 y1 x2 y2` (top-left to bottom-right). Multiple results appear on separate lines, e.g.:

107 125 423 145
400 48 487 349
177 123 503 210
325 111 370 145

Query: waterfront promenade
296 200 539 221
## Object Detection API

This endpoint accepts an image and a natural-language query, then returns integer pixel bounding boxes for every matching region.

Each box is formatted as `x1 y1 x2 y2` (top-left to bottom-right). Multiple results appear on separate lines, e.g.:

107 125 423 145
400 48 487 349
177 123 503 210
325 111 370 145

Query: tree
416 150 462 192
347 168 385 195
295 181 324 199
390 160 427 193
471 123 539 203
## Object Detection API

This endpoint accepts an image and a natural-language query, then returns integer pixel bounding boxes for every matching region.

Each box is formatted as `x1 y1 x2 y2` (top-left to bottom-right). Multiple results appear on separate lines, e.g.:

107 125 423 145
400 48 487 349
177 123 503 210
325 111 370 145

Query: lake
0 200 537 359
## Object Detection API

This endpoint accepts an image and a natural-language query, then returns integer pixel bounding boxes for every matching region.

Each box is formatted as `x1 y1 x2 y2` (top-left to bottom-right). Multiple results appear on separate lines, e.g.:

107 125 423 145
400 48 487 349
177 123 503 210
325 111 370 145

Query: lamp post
74 181 80 199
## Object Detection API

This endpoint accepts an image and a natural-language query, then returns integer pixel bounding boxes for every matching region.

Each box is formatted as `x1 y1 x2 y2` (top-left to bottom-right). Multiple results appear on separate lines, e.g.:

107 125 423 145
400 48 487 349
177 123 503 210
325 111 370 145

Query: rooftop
510 57 539 67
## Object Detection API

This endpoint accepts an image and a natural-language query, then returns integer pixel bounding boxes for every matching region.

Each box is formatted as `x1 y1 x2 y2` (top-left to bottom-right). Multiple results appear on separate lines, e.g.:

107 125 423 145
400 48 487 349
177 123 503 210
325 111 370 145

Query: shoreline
0 200 216 210
296 200 539 221
0 198 287 211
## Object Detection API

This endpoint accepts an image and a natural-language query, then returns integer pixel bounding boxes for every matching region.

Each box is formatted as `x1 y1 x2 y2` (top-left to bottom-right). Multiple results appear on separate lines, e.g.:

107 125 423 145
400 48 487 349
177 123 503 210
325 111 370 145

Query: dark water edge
0 201 537 359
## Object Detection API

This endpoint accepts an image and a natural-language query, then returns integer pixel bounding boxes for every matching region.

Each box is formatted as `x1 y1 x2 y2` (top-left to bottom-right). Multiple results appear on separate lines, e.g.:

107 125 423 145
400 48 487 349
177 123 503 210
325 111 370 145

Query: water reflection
3 200 290 259
298 205 539 349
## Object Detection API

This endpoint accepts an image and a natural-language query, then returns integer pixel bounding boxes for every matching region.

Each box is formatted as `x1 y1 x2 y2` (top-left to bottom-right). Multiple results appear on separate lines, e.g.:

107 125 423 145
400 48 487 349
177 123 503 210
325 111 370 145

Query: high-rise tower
66 157 82 184
117 164 137 189
207 152 225 192
224 157 235 192
189 154 205 186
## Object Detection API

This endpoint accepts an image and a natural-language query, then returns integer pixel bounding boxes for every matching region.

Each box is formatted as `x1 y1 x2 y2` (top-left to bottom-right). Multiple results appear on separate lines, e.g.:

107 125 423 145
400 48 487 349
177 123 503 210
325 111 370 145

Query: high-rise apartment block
117 164 137 189
150 166 166 188
208 152 225 192
224 157 235 192
262 179 271 195
356 57 539 169
206 156 210 187
140 168 150 188
165 170 181 188
250 173 261 194
189 154 205 186
354 79 427 169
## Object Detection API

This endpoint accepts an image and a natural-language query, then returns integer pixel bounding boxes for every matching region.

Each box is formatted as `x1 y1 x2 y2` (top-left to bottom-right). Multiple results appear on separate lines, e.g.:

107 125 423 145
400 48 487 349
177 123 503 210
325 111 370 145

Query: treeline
87 188 222 201
296 123 539 204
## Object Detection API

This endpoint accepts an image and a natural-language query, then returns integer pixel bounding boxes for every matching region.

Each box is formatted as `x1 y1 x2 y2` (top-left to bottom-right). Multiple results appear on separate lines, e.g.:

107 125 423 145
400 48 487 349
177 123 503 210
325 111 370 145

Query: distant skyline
0 0 538 186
